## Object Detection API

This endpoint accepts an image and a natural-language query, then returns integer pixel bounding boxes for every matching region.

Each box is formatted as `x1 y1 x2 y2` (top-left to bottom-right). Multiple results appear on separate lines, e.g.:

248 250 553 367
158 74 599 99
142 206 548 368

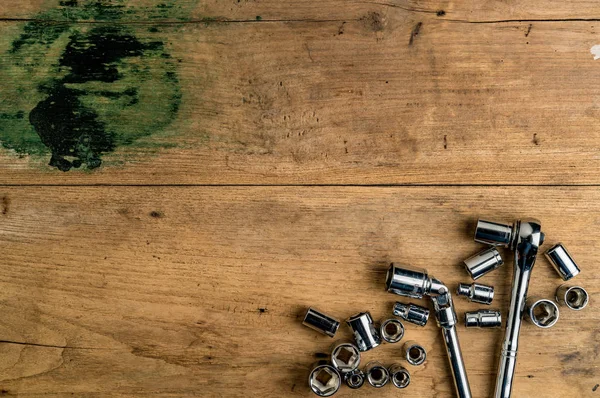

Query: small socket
380 319 405 343
346 312 381 352
555 285 589 311
330 342 360 374
365 361 389 388
308 362 341 397
526 297 560 328
403 341 427 366
303 308 340 338
388 364 411 388
545 244 581 281
344 369 365 389
393 302 430 327
463 247 504 280
457 282 494 305
464 310 502 328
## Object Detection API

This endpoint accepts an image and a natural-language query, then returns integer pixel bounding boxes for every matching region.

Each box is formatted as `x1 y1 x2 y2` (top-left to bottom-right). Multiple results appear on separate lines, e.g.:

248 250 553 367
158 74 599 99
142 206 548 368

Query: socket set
301 218 590 397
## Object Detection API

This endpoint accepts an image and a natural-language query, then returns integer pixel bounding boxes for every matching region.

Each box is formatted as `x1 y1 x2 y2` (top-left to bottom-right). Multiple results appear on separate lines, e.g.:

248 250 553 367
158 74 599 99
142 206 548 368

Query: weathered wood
2 0 600 22
1 2 600 184
0 186 597 396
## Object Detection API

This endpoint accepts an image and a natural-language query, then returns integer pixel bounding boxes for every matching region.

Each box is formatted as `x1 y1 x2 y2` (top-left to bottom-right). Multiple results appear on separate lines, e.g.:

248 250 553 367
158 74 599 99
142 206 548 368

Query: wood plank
1 6 600 184
2 0 600 22
0 186 597 396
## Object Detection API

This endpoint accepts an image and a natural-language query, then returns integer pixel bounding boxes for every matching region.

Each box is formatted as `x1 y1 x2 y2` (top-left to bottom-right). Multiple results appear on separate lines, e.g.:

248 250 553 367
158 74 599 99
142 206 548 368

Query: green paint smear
0 0 198 170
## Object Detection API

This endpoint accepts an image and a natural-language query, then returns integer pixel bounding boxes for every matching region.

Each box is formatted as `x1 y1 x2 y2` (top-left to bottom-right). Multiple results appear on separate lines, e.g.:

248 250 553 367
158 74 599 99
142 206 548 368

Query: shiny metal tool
545 243 581 281
346 312 381 352
555 284 589 310
386 264 472 398
388 364 411 388
380 318 404 343
392 302 430 326
403 340 427 366
463 247 504 279
308 361 341 396
330 342 361 374
364 361 389 388
475 219 544 398
303 308 340 337
525 297 559 328
465 310 502 328
457 282 495 305
344 369 365 389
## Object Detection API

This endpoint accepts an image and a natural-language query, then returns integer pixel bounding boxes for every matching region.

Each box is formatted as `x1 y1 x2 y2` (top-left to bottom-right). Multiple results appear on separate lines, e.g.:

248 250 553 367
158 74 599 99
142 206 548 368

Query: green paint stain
0 0 197 171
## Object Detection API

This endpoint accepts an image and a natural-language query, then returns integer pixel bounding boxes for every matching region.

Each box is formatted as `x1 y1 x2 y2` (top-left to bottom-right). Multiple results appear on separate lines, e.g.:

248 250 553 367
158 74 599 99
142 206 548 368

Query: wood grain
1 3 600 184
0 186 598 397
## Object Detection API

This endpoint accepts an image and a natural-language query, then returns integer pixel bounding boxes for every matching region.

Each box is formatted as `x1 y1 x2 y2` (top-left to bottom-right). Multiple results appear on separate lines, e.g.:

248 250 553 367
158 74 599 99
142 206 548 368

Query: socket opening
331 344 360 372
392 369 410 388
530 300 559 328
345 370 364 389
406 344 426 365
381 319 404 343
565 287 588 310
309 365 340 396
367 365 388 387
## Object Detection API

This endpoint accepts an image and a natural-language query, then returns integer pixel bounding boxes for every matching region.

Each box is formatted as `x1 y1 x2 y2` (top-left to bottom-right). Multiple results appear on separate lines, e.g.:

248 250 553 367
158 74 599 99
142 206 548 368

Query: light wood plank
0 186 597 396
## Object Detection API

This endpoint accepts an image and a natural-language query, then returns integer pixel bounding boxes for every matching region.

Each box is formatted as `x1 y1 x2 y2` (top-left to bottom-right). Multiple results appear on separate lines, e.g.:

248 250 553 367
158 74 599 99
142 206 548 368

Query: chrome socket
303 308 340 338
388 364 411 388
525 297 560 328
463 247 504 280
555 284 589 311
364 361 389 388
545 243 581 281
474 219 515 247
330 342 361 374
380 318 405 343
344 369 365 389
346 312 381 352
464 310 502 328
308 361 341 397
403 340 427 366
392 302 430 327
457 282 494 305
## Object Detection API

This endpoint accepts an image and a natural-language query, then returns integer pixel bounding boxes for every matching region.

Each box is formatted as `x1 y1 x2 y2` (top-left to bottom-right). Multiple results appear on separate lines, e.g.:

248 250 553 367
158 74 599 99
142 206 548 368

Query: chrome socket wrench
457 282 494 305
393 302 430 326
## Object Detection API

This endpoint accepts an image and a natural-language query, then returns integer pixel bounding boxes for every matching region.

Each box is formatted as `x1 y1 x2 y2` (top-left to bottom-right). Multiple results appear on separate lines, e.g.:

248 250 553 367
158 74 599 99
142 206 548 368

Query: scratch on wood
532 133 539 145
1 196 9 215
525 24 533 37
593 384 599 391
443 135 448 149
409 22 423 45
304 43 314 62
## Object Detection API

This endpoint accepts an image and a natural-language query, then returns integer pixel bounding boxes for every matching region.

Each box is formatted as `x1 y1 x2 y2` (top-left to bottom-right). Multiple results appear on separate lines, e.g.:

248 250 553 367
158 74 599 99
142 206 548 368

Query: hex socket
463 247 503 280
330 342 361 374
385 263 429 298
346 312 381 352
403 340 427 366
464 310 502 328
364 361 389 388
308 361 341 397
474 219 514 247
303 308 340 338
388 364 411 388
457 282 494 305
555 284 589 310
344 369 365 389
380 318 405 343
392 301 430 326
545 243 581 281
525 297 560 328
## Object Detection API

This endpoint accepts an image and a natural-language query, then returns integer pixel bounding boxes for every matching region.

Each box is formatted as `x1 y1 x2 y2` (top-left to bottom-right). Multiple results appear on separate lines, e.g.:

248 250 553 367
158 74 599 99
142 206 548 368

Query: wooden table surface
0 1 599 397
